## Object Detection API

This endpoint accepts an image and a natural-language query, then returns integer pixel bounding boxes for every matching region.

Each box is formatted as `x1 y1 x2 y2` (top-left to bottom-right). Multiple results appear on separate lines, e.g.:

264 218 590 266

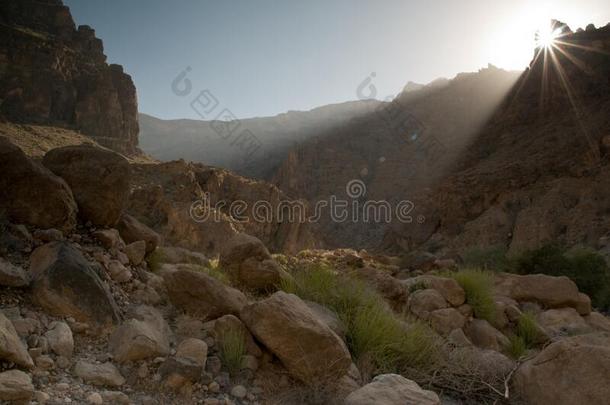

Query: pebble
231 385 247 399
208 381 220 393
87 392 103 404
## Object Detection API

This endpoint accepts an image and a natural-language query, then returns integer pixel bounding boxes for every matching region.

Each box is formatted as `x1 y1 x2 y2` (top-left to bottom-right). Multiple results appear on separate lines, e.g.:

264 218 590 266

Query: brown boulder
116 213 161 254
464 319 510 352
345 374 440 405
163 269 247 320
0 137 77 232
0 311 34 369
407 289 448 320
109 306 171 363
220 233 285 291
0 370 34 402
240 291 352 383
29 242 121 329
0 257 29 287
429 308 466 335
493 273 585 312
43 145 130 226
513 333 610 405
403 275 465 306
536 308 592 337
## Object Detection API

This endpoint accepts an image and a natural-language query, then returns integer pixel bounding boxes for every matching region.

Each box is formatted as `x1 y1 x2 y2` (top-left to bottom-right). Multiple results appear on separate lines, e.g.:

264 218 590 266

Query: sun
536 24 562 48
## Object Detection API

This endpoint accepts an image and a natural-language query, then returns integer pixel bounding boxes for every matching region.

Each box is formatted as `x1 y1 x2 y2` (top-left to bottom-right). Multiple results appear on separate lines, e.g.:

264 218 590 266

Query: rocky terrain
1 1 610 404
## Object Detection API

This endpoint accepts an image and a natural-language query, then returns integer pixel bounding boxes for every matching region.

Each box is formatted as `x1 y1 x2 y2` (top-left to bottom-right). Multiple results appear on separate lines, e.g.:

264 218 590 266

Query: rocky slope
272 65 521 249
139 100 382 180
0 0 139 155
384 21 610 257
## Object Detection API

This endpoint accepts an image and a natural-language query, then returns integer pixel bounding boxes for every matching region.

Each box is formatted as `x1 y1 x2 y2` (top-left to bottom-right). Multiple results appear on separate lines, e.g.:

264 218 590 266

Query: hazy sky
64 0 610 120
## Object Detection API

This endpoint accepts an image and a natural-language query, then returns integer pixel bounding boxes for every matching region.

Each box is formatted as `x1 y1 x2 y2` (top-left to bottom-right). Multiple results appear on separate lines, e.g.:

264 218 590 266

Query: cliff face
272 65 521 249
0 0 139 154
384 22 610 256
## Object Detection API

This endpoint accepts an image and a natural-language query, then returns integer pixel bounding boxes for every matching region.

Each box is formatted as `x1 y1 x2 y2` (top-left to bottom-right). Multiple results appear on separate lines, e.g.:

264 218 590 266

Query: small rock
0 257 29 287
125 241 147 265
35 390 51 403
35 355 55 370
0 311 34 368
45 321 74 358
86 392 103 404
74 360 125 387
230 385 247 399
208 381 220 393
33 229 64 242
176 338 208 367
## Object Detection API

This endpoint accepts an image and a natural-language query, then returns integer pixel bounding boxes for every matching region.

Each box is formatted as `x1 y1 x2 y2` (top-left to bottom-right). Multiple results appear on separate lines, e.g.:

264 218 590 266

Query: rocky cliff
273 65 521 249
0 0 139 154
384 22 610 256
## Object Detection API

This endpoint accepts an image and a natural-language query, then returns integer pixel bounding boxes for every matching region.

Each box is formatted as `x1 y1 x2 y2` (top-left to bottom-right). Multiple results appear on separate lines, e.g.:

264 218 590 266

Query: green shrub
451 269 496 323
218 327 246 376
516 245 610 310
462 245 515 272
516 312 540 348
279 263 439 375
146 249 165 273
507 335 527 359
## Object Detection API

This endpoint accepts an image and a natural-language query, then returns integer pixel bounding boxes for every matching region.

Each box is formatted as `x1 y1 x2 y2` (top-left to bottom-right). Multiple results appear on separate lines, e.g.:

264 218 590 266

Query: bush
462 245 515 272
451 269 496 323
218 327 246 376
507 335 527 359
516 312 540 348
516 244 610 310
280 263 439 375
146 249 164 272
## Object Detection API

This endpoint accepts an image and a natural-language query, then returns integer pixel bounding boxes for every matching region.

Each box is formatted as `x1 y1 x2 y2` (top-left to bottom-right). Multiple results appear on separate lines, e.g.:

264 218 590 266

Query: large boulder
0 137 77 232
494 273 587 313
109 306 171 363
156 246 209 267
345 374 440 405
0 311 34 369
163 269 247 320
464 319 510 352
536 308 592 337
403 275 465 306
0 257 29 287
0 370 34 402
219 233 286 291
408 289 448 320
513 333 610 405
29 242 121 329
240 291 352 383
43 145 131 226
429 308 466 335
116 213 161 254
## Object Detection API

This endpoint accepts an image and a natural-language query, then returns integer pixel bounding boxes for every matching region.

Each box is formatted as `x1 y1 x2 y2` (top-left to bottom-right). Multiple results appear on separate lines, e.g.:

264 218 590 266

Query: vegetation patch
280 263 439 377
516 244 610 310
218 327 246 376
451 269 497 323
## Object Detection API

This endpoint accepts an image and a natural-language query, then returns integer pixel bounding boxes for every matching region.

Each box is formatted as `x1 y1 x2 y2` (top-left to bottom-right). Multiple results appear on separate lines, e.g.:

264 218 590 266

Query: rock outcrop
513 333 610 405
163 269 247 320
29 242 121 329
220 233 287 290
0 137 78 232
345 374 440 405
240 291 352 383
43 145 131 226
0 0 139 154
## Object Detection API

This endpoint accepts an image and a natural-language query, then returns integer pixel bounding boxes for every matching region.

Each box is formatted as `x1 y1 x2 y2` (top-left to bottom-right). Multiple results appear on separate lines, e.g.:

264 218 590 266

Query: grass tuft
146 249 165 273
516 312 540 347
279 263 439 375
507 335 527 359
451 269 496 323
218 327 246 376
